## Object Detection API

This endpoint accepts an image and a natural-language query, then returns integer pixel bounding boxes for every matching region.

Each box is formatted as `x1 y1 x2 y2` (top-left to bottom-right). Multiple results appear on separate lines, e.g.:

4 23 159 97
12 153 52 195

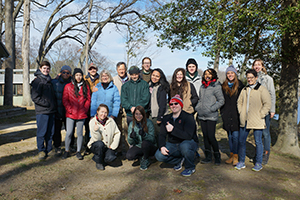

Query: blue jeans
227 131 239 154
263 114 271 151
36 114 55 153
238 124 263 164
155 140 198 170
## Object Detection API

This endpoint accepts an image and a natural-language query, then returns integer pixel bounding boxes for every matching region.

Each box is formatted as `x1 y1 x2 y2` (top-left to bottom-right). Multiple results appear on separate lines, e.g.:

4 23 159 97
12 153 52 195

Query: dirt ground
0 108 300 200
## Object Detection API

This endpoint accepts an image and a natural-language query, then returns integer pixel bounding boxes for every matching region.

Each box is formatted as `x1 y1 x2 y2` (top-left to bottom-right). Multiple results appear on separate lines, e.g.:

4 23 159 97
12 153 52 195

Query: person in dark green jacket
121 66 150 125
126 106 157 170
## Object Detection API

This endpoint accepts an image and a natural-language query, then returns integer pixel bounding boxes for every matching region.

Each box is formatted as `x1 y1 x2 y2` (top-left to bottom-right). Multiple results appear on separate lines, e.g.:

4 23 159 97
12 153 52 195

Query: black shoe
96 163 105 170
76 152 83 160
55 147 62 156
62 151 70 159
84 148 91 155
201 150 212 164
262 151 270 165
214 152 221 166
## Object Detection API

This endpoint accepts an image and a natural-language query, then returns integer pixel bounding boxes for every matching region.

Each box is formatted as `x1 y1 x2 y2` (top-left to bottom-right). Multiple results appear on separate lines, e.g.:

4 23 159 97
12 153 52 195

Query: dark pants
90 141 117 164
53 117 65 148
36 113 55 154
200 120 219 152
84 117 90 148
126 140 157 160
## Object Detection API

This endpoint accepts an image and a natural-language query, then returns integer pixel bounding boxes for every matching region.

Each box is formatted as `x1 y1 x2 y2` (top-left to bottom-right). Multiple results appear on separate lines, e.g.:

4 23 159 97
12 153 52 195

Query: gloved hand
139 128 146 137
130 130 137 138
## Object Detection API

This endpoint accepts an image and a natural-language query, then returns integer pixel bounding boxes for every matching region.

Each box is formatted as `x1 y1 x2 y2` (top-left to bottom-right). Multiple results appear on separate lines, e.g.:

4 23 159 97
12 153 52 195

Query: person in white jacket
88 104 121 170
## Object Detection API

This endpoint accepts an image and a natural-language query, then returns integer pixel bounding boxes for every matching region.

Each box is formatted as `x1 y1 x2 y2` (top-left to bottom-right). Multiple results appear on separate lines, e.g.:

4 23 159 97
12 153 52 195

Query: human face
204 70 212 82
226 71 236 83
101 73 109 83
88 67 97 77
151 70 161 84
117 64 126 78
97 107 108 121
134 110 143 122
170 101 181 114
130 73 139 82
142 58 151 72
176 71 184 83
61 70 71 80
75 73 83 83
40 65 50 76
253 61 263 73
246 73 258 85
187 64 197 75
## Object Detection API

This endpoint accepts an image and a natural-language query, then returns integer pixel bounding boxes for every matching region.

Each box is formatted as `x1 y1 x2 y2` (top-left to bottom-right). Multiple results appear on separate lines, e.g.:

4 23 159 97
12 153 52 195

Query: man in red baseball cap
155 94 199 177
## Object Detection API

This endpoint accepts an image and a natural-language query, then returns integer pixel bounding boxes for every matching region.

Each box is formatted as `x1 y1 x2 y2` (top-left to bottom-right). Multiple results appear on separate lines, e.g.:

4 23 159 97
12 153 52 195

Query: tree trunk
21 0 32 106
273 0 300 157
240 54 249 83
213 49 220 73
3 0 15 106
84 0 93 74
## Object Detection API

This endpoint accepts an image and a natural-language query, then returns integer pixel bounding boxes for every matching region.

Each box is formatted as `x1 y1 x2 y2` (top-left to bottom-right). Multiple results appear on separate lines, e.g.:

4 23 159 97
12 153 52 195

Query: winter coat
127 119 156 148
195 81 225 121
51 76 71 119
158 110 199 149
90 81 120 118
149 82 168 121
113 74 130 95
62 82 91 120
87 116 121 150
237 83 271 129
220 80 244 132
186 72 202 96
257 71 276 113
31 69 57 115
121 79 150 117
84 73 100 93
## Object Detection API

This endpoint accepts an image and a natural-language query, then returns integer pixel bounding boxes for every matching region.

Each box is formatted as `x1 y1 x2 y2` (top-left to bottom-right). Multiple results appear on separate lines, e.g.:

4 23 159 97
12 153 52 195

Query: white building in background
0 69 36 106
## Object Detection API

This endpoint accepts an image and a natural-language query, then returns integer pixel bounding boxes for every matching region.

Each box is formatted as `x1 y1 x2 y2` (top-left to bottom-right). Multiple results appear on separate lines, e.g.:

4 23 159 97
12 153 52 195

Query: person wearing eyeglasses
155 95 199 177
51 65 72 156
236 69 271 172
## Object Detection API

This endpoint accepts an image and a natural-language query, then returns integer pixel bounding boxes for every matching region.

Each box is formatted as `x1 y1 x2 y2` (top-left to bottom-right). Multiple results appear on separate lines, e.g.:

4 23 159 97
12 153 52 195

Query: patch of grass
19 163 27 168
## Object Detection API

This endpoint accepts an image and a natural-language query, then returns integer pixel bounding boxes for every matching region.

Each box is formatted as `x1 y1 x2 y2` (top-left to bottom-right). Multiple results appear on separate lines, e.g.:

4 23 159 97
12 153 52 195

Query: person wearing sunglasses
51 65 72 156
155 95 199 177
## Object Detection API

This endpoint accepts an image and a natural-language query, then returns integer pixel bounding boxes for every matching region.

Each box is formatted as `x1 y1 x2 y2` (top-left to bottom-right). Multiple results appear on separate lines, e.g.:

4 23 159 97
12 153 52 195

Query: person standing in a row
62 68 91 160
31 61 57 160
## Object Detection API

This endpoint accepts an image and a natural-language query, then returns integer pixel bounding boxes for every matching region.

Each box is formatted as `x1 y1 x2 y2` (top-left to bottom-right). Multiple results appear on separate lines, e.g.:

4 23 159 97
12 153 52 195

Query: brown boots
225 152 238 166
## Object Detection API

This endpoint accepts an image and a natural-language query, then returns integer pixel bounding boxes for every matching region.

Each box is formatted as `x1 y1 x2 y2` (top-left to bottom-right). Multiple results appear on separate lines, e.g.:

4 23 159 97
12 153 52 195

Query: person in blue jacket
90 69 120 119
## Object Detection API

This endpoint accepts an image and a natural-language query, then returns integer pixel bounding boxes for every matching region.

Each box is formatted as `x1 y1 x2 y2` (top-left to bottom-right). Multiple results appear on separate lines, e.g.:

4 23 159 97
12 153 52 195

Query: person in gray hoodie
252 59 276 165
195 68 224 165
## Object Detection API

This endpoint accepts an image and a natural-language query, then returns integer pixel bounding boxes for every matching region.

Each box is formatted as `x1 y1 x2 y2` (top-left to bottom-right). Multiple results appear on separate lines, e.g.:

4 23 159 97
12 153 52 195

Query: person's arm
109 119 121 150
211 84 225 111
137 81 150 108
267 76 276 117
158 117 168 149
260 87 272 118
112 86 121 118
62 84 71 114
157 87 167 123
31 79 50 107
143 120 156 144
190 83 199 108
90 90 98 117
84 85 91 113
121 83 132 111
237 89 245 114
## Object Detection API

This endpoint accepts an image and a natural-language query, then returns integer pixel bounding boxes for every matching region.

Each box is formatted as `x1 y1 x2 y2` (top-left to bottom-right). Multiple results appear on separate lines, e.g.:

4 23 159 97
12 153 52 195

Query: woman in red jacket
62 68 91 160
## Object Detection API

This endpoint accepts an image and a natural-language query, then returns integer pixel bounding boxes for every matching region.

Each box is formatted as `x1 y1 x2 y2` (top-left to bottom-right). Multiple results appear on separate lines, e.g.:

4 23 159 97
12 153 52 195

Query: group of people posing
30 57 275 177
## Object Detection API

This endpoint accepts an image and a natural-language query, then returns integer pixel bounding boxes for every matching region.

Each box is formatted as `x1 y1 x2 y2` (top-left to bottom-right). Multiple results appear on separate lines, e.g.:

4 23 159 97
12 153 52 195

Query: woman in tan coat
236 69 271 172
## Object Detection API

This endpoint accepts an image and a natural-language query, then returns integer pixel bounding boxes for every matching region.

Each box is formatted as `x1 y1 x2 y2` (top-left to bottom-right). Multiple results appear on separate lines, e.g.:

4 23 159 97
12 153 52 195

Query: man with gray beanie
51 65 72 156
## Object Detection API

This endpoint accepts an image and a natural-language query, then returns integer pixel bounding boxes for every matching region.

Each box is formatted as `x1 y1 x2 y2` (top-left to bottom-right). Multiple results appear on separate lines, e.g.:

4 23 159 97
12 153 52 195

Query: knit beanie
169 94 183 108
226 65 237 75
129 66 140 75
73 68 83 76
60 65 72 73
186 58 198 70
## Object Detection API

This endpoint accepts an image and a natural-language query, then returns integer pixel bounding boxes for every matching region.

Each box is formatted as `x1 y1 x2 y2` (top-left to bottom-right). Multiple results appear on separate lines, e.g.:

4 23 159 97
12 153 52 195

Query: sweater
87 116 121 150
237 83 271 129
257 71 276 113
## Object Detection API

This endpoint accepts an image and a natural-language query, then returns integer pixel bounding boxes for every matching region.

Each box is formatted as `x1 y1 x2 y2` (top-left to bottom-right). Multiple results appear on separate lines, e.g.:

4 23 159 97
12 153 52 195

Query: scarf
186 71 198 81
121 75 129 84
102 82 109 90
88 73 99 83
202 79 216 88
228 82 234 88
96 115 108 126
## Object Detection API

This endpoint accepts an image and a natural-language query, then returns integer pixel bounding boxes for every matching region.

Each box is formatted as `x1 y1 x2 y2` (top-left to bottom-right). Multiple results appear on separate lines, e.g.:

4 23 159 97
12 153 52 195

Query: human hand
94 121 99 131
130 130 136 138
92 86 98 93
157 120 161 125
166 122 174 132
161 147 169 155
139 129 145 137
130 107 135 114
270 112 275 118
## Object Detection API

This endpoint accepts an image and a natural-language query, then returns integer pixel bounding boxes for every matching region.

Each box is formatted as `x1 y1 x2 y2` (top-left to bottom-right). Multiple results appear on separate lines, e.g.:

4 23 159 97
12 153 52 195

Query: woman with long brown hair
126 106 157 170
170 68 198 114
220 65 244 166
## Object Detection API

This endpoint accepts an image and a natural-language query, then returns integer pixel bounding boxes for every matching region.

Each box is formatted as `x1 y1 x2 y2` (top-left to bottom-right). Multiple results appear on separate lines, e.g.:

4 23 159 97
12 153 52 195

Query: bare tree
21 0 32 106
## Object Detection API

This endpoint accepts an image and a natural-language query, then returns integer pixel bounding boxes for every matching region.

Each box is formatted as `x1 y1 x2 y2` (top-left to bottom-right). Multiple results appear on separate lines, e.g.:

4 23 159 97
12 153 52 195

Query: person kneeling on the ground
88 104 121 170
155 95 199 177
126 106 157 171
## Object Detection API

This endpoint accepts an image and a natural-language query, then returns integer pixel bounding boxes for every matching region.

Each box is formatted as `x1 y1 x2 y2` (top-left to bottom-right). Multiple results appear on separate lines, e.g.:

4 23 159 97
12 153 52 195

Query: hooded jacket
31 69 57 115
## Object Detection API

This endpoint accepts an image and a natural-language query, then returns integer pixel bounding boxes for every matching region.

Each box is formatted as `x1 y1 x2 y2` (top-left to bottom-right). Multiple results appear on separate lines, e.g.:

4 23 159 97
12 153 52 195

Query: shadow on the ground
0 128 36 146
